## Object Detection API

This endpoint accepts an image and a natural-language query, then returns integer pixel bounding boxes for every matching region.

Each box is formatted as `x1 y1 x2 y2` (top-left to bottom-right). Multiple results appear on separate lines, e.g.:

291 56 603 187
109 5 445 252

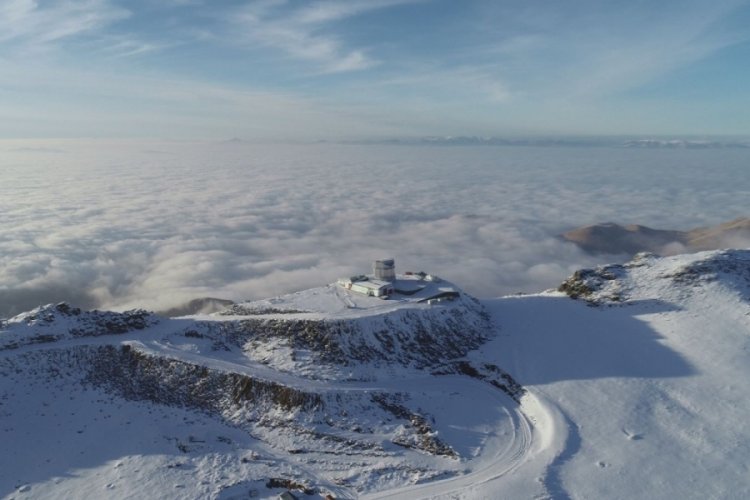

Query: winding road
128 337 570 499
1 326 570 500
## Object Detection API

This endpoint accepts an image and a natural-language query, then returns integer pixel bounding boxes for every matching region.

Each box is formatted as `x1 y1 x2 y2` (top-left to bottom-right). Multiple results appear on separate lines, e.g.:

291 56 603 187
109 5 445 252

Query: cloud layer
1 140 749 316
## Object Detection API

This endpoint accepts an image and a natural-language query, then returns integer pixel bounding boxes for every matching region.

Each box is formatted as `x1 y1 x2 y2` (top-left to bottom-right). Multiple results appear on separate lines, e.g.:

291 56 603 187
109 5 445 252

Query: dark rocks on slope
190 301 492 370
86 345 322 413
557 249 750 304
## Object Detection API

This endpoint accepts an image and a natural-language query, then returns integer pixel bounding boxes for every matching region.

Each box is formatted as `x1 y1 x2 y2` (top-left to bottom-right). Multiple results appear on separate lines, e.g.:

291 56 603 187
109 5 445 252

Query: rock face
562 217 750 256
214 299 492 372
558 249 750 304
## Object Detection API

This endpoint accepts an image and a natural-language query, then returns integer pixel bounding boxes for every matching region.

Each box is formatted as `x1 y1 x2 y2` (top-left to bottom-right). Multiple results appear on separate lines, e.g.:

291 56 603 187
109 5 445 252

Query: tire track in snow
362 388 567 500
1 329 571 499
127 338 551 499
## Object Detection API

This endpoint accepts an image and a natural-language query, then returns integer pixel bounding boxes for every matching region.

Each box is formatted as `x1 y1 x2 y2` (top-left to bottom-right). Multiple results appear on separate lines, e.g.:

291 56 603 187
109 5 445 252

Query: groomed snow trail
132 335 570 500
363 389 567 500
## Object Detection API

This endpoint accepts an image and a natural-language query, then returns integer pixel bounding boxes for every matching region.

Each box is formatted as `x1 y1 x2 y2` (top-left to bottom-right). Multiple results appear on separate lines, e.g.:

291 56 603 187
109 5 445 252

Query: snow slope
2 251 750 499
470 249 750 499
1 279 522 499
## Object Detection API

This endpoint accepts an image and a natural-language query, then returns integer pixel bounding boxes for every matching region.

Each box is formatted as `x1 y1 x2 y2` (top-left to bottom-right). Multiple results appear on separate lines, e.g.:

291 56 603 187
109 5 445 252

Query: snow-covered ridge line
558 248 750 304
1 279 496 382
191 279 495 377
0 303 158 351
0 278 519 497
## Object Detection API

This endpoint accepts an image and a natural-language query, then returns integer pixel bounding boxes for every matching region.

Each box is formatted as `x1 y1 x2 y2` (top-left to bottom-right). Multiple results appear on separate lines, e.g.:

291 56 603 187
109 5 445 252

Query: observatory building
373 258 396 281
337 258 396 298
337 258 457 302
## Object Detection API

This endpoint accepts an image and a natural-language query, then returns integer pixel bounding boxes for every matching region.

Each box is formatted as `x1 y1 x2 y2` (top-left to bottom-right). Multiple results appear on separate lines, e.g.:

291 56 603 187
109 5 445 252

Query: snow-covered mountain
2 252 749 499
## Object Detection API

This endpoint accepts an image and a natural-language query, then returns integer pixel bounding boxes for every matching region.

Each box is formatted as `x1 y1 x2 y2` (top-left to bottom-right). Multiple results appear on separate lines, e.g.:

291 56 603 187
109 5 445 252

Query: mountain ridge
562 217 750 256
2 251 750 499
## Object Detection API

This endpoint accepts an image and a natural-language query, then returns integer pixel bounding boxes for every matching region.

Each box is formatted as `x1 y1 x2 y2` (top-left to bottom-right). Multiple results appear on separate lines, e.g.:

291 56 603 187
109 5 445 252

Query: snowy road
1 328 566 500
121 337 570 499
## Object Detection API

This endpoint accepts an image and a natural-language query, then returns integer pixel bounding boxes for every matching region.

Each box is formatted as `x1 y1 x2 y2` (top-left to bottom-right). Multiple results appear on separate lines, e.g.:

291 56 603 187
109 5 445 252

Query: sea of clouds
1 140 749 317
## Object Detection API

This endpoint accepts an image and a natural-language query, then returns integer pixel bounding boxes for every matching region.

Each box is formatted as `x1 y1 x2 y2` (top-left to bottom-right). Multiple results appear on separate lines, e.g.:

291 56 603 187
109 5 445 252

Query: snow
204 275 461 322
469 249 750 498
2 249 750 499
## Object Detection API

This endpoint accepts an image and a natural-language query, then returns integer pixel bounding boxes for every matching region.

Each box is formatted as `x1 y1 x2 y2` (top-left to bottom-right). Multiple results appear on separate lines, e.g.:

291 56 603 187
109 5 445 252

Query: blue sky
2 0 750 139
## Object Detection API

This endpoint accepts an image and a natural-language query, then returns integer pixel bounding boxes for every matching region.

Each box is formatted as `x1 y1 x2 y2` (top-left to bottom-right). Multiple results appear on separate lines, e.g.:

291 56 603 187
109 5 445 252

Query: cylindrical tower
373 258 396 281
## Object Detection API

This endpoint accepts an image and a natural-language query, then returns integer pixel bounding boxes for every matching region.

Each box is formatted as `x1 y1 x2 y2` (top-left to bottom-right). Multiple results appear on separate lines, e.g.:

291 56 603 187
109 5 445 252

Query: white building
338 260 398 298
350 279 394 298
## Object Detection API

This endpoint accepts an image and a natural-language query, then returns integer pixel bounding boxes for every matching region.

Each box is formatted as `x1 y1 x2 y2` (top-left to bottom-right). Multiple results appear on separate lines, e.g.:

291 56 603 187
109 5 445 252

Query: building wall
374 259 396 281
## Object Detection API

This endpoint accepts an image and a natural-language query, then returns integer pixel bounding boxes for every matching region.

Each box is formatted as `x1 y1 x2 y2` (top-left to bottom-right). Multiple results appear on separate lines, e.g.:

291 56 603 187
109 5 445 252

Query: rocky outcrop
0 303 157 351
558 249 750 304
371 394 457 458
86 345 323 413
188 298 493 371
432 361 526 403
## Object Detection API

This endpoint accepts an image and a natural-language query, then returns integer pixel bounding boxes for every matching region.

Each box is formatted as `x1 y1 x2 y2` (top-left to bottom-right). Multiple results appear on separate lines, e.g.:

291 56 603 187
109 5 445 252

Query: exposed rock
190 300 492 371
558 249 750 304
432 361 526 403
371 394 457 458
0 305 158 351
86 345 323 413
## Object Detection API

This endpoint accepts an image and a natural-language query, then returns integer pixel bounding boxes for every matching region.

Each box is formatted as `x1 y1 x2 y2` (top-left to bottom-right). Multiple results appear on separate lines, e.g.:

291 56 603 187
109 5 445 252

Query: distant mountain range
562 217 750 255
336 136 750 148
218 135 750 148
622 139 750 149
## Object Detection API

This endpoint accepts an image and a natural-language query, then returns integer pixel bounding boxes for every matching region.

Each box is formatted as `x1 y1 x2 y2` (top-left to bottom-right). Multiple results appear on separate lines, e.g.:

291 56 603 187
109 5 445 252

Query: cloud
0 0 183 64
1 140 748 317
2 1 749 138
0 0 130 49
231 0 422 73
291 0 418 25
497 0 749 99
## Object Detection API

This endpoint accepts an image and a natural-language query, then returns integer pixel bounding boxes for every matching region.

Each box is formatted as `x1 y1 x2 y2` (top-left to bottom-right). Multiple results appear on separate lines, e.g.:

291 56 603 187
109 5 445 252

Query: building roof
351 279 392 291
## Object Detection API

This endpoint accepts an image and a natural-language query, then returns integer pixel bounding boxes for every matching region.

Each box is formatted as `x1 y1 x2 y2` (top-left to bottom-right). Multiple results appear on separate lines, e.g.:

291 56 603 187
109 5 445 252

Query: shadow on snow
482 295 695 385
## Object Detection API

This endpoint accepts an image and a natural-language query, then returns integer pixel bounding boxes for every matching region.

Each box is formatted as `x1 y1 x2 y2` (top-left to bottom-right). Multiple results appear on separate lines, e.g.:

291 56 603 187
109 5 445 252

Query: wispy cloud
231 0 423 73
481 0 750 99
0 1 180 60
291 0 420 25
1 0 749 138
377 64 513 104
0 0 129 49
92 36 178 58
